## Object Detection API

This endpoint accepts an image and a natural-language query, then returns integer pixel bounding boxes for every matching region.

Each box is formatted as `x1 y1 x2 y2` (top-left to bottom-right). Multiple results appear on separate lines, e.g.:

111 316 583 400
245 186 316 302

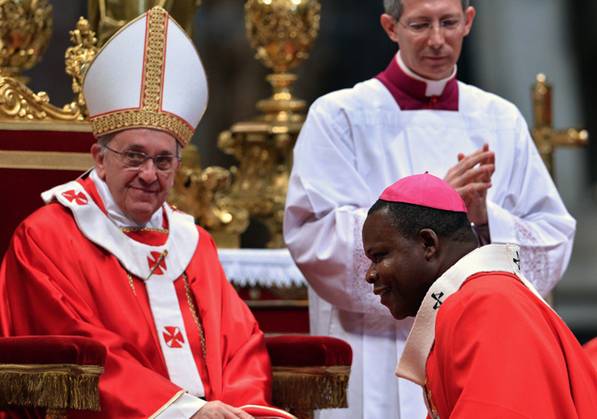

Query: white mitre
82 6 208 147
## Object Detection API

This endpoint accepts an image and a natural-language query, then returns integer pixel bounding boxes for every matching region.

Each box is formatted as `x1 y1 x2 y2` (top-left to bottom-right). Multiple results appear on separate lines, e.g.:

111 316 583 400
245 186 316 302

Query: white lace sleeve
514 218 552 295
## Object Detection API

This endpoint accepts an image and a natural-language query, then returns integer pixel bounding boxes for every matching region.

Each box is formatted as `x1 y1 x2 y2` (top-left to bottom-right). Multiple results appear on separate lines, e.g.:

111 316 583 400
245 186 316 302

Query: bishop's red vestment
0 175 274 417
397 244 597 419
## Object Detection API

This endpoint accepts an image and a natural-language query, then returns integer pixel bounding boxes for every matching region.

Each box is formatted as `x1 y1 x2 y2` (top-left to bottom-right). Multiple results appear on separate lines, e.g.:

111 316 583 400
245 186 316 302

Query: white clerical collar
396 51 457 97
89 169 163 229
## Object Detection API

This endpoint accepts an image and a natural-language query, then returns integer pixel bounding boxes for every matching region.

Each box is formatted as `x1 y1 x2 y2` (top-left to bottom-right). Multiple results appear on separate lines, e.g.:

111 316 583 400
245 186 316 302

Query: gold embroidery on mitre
142 8 167 113
88 7 194 147
91 109 193 146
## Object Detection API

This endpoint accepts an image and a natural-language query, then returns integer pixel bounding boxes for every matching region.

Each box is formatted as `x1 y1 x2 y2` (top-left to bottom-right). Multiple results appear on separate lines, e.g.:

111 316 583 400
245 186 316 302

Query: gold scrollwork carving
217 127 294 249
0 76 83 121
64 17 99 117
0 0 53 77
0 15 99 122
169 145 249 248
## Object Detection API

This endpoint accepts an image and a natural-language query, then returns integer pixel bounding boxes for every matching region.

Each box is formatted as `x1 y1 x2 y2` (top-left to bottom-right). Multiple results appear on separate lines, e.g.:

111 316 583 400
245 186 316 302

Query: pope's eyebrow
405 12 460 21
123 144 145 152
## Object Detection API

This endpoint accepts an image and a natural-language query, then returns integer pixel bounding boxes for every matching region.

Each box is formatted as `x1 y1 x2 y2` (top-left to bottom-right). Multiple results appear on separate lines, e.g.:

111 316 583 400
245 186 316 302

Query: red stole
75 175 213 397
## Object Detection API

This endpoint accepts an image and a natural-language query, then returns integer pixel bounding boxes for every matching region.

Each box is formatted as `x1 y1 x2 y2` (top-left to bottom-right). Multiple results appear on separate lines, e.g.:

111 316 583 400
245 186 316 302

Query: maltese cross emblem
147 251 167 275
513 251 521 271
431 292 444 310
162 326 185 348
62 190 88 205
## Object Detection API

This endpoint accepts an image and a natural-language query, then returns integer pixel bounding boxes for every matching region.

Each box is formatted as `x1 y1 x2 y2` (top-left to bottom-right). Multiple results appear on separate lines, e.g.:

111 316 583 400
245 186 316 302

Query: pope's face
92 128 179 225
362 208 436 319
383 0 475 80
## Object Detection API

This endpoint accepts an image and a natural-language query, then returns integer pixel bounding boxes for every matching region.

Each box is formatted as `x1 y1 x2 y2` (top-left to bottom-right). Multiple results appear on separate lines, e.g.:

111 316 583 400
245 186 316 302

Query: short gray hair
384 0 470 20
96 133 115 156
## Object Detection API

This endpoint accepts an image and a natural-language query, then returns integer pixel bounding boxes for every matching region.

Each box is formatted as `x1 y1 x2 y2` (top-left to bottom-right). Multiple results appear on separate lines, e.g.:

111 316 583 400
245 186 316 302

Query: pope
0 7 294 419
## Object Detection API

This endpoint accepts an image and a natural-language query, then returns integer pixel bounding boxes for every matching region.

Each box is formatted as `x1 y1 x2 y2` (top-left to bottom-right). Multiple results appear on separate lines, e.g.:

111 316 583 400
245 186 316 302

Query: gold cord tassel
0 364 103 411
271 366 351 412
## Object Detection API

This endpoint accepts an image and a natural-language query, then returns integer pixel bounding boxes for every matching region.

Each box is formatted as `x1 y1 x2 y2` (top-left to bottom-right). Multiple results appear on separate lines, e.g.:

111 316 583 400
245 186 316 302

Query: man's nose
428 25 446 48
137 159 159 183
365 265 377 284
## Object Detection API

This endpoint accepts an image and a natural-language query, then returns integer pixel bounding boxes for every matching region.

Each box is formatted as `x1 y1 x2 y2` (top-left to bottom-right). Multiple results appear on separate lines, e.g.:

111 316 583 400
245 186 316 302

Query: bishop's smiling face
92 128 179 225
362 208 436 319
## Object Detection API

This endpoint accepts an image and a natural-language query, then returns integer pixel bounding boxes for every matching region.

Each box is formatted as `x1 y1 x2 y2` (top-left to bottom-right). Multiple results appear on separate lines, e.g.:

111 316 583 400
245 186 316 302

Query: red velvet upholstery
265 335 352 368
0 130 94 153
584 338 597 371
252 308 309 334
0 128 95 257
0 336 106 367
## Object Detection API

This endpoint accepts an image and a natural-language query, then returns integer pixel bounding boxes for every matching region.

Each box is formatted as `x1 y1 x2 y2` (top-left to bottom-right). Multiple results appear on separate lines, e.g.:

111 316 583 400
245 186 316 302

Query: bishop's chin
382 302 400 320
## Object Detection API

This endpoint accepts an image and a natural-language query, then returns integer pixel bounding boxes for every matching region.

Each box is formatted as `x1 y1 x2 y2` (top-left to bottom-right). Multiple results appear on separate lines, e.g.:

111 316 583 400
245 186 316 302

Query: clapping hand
443 143 495 226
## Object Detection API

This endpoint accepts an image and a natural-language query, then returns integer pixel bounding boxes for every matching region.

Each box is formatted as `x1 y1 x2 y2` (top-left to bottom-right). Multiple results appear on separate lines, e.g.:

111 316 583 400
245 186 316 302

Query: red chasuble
426 273 597 418
397 245 597 419
0 177 273 417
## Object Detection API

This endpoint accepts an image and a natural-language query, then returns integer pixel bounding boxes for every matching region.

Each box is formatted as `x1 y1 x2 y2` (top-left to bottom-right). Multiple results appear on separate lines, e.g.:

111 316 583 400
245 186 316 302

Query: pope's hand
443 143 495 226
192 401 255 419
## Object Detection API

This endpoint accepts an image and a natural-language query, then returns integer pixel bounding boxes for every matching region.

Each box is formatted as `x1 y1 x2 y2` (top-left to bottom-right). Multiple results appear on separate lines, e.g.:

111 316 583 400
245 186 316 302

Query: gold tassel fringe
0 364 103 411
272 366 351 411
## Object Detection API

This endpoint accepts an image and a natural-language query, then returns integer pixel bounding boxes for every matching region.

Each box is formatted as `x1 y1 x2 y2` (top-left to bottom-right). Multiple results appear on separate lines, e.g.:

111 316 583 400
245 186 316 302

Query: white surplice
283 53 576 419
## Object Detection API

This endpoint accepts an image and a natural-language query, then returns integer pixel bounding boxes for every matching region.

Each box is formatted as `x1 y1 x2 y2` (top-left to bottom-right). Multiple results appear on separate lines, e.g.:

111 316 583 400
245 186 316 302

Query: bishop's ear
418 228 439 260
380 14 400 44
90 143 106 179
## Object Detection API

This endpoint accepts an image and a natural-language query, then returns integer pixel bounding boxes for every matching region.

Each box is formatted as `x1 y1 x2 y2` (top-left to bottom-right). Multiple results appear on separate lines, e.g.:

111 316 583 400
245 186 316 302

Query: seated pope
0 7 294 419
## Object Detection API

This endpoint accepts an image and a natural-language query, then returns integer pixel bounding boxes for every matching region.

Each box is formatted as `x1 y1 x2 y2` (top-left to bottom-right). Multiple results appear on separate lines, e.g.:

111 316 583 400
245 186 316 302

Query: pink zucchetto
379 173 468 213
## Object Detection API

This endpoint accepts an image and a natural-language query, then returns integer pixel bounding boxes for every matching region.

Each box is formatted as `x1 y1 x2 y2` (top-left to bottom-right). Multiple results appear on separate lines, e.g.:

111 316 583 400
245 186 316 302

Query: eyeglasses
398 17 463 35
103 145 180 172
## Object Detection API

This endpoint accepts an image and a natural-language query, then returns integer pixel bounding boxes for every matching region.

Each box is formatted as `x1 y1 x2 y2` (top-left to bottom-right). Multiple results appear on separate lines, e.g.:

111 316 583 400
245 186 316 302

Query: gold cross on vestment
531 73 589 178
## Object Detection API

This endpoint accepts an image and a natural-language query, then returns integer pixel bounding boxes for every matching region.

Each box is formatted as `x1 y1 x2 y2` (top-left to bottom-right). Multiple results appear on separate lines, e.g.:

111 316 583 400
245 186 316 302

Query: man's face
92 128 179 225
382 0 475 80
362 208 436 319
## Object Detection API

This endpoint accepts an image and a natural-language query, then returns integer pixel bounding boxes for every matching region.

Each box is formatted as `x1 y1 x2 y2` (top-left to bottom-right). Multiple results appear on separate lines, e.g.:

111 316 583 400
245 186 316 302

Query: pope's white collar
90 169 164 229
396 51 457 97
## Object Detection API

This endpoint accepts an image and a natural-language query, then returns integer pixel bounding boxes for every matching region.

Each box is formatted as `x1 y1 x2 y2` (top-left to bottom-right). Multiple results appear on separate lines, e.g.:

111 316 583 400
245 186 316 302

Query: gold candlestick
217 0 321 248
245 0 320 122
